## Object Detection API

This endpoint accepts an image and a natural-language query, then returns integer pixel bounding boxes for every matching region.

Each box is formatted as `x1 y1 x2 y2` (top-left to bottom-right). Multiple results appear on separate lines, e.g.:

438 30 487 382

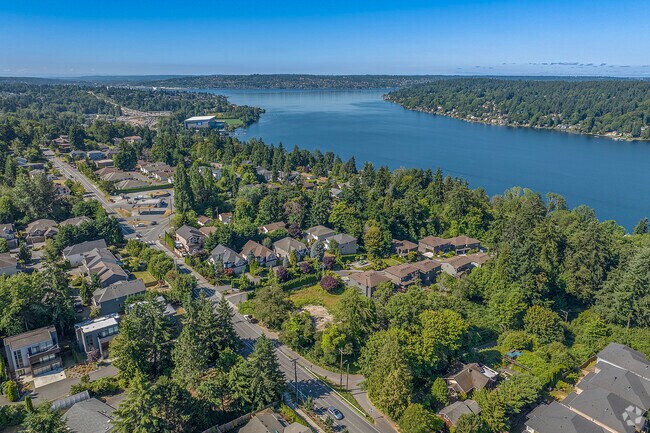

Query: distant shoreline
383 95 650 143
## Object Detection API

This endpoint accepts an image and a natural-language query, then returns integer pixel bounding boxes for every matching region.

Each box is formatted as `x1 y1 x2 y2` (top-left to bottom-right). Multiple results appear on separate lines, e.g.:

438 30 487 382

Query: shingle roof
211 245 245 265
449 235 481 247
328 233 356 244
176 225 204 242
526 402 608 433
26 218 57 234
439 400 481 426
241 240 275 260
273 237 308 254
447 363 491 394
306 225 336 237
384 263 419 278
93 279 146 304
349 270 390 288
412 259 442 273
419 236 450 248
59 216 92 227
598 342 650 380
63 239 107 258
0 252 17 269
64 398 115 433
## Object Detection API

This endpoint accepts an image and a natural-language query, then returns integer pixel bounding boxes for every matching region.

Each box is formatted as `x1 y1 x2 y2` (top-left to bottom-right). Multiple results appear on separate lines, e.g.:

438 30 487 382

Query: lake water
204 88 650 230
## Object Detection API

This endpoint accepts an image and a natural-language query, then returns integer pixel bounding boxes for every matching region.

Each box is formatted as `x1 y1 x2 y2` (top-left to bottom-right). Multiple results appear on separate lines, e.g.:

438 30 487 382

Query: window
13 350 24 369
38 353 56 364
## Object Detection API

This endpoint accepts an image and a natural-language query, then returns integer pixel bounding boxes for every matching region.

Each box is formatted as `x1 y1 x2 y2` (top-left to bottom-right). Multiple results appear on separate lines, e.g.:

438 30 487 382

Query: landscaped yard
132 270 157 284
382 257 403 266
289 283 345 311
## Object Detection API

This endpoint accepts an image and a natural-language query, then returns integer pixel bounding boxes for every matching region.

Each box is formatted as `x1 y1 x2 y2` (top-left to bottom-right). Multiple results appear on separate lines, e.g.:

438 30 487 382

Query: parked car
327 407 343 420
151 221 158 225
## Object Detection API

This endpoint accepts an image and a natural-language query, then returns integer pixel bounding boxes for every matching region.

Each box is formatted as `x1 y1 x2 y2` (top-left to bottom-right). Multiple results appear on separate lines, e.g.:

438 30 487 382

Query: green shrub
0 404 25 429
279 402 308 426
279 274 319 291
70 375 121 397
4 380 19 402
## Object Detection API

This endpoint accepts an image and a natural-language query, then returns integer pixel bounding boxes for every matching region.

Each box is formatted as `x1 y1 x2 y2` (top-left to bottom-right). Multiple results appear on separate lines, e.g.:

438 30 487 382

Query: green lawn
383 257 402 266
289 284 345 310
132 271 157 284
216 118 244 127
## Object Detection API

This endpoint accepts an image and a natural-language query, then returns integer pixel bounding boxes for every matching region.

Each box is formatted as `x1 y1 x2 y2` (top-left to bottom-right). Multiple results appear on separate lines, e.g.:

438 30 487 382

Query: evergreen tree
633 217 649 235
112 373 162 433
213 297 240 353
247 335 286 410
18 242 31 264
22 404 66 433
173 301 210 388
310 241 324 260
174 163 193 214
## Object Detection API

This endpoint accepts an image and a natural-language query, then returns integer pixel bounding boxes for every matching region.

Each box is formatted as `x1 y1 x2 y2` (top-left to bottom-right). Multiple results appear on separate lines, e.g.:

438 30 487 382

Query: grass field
289 284 345 311
215 118 244 127
132 270 157 284
382 257 402 266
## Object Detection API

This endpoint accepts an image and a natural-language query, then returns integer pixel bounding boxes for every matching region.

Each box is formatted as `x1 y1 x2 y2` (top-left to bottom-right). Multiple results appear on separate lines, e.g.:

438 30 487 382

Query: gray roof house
92 279 146 315
59 216 92 228
64 398 115 433
305 225 336 243
63 239 108 267
74 313 120 357
273 236 309 260
209 245 248 275
439 400 481 428
25 218 58 243
0 223 18 248
324 233 358 255
3 326 61 377
81 248 128 287
445 363 498 397
0 252 19 276
175 224 206 254
240 412 310 433
525 343 650 433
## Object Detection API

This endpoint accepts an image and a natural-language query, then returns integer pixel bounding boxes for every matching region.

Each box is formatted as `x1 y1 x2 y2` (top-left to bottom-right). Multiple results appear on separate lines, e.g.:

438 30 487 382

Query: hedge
279 274 320 291
0 405 25 429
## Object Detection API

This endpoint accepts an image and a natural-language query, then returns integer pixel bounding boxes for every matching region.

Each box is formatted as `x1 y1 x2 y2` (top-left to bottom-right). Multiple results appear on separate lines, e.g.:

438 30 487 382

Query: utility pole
346 362 350 390
291 358 300 402
339 348 344 388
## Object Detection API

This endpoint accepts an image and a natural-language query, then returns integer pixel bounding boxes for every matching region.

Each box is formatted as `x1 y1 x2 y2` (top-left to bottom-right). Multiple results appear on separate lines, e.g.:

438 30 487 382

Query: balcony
27 344 60 363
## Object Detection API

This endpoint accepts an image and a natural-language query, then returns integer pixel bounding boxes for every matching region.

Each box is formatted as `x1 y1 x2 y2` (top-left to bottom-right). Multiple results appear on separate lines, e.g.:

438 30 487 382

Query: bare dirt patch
301 305 334 331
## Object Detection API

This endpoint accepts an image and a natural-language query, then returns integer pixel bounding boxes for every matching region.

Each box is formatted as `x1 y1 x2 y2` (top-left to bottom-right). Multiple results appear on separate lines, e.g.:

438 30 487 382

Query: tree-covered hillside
386 78 650 139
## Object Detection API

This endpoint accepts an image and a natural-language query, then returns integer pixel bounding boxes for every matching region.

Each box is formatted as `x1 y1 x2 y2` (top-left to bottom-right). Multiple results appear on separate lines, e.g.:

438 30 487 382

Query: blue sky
1 0 649 76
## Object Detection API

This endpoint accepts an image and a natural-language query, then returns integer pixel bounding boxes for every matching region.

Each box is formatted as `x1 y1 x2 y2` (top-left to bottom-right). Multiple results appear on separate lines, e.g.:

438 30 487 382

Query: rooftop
185 115 216 122
3 326 56 348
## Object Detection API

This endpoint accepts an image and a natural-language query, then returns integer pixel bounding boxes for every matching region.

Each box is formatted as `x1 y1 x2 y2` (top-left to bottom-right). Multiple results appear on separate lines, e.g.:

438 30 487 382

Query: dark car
327 406 343 420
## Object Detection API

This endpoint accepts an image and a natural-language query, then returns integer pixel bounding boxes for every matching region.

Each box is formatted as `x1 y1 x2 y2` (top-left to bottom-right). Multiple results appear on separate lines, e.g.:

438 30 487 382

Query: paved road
53 157 394 433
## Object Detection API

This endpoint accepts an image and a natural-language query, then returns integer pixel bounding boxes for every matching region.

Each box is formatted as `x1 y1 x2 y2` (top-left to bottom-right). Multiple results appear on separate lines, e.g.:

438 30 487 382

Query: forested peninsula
386 78 650 140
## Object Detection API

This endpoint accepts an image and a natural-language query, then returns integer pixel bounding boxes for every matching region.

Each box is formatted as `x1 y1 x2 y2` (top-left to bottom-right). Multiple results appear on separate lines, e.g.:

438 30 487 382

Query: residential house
29 168 45 178
241 240 278 267
439 400 481 429
74 313 120 357
128 296 177 321
305 225 336 243
59 216 91 228
383 263 421 287
81 248 128 287
54 135 71 151
324 233 358 255
441 255 475 277
0 223 18 248
449 235 482 254
95 167 118 177
240 412 310 433
3 326 61 377
412 259 442 285
199 226 217 237
273 237 309 260
25 218 58 243
330 188 343 199
197 215 213 227
94 159 115 168
92 279 146 315
175 225 206 254
63 398 115 433
256 166 273 182
468 252 491 267
0 253 19 276
62 239 107 267
124 135 142 144
446 363 498 398
86 150 105 161
525 343 650 433
69 150 86 160
54 184 71 197
259 221 286 234
418 236 451 255
218 212 233 225
209 245 248 275
349 270 392 297
393 239 418 257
